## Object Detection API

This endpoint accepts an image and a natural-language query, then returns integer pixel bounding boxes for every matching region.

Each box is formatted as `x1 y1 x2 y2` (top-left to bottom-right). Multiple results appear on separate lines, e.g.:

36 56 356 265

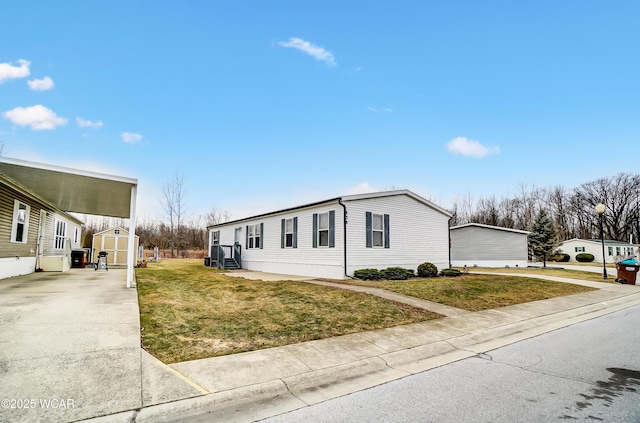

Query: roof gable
450 223 530 235
209 189 452 229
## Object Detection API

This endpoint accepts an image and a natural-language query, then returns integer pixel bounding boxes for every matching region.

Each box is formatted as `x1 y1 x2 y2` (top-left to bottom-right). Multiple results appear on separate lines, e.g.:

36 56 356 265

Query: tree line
450 173 640 244
83 172 640 257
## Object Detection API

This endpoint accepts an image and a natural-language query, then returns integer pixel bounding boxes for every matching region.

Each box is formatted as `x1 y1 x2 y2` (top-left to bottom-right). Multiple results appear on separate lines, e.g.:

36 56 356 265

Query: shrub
380 267 414 280
575 253 595 262
554 253 570 262
354 268 381 280
417 262 438 277
441 268 462 277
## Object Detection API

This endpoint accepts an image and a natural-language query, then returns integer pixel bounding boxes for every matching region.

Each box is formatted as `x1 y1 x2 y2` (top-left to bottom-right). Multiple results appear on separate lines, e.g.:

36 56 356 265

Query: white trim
53 218 67 250
450 223 530 235
10 199 30 244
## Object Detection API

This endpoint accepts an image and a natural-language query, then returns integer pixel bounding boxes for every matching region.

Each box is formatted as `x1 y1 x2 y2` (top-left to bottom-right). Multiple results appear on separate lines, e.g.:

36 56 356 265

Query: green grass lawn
337 274 596 311
136 259 440 363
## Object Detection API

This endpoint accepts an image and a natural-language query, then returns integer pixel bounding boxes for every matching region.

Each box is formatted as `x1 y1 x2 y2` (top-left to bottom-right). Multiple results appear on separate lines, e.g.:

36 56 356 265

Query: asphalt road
262 305 640 422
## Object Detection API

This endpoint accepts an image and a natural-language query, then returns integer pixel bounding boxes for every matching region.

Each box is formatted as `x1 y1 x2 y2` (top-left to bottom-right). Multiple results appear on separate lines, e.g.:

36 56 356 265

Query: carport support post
126 185 138 288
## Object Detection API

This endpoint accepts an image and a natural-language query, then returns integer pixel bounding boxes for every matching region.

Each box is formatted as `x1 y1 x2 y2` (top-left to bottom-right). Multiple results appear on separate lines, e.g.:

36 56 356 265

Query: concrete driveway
0 268 142 422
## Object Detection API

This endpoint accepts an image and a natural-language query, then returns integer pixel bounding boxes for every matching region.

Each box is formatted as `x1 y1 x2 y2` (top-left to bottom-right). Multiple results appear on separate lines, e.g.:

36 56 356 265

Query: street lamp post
596 203 608 280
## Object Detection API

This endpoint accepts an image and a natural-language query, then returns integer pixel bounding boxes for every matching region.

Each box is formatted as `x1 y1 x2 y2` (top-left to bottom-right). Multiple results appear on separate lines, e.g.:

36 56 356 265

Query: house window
11 200 30 243
281 217 297 248
74 227 80 244
318 213 329 247
247 223 262 249
54 219 67 250
211 230 220 245
366 212 390 248
312 211 335 248
575 247 585 252
608 247 614 256
616 247 621 256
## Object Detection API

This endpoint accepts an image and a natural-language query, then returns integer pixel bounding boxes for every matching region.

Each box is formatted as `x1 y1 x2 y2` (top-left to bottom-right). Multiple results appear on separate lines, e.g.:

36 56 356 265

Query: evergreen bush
417 262 438 277
441 268 462 277
354 268 381 280
575 253 595 262
380 267 414 280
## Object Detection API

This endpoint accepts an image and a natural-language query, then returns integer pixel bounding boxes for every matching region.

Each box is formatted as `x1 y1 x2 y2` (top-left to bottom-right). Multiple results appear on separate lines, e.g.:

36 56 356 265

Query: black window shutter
293 217 298 249
245 225 249 249
329 210 335 248
260 223 264 249
312 213 318 248
281 219 285 249
384 214 390 248
365 212 372 248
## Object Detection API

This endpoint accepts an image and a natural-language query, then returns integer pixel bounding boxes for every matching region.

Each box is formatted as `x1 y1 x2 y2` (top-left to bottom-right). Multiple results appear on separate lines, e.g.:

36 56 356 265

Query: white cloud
76 117 103 129
446 136 499 159
367 106 392 113
346 182 381 195
0 59 30 83
27 76 54 91
2 105 67 130
121 132 143 144
277 37 337 67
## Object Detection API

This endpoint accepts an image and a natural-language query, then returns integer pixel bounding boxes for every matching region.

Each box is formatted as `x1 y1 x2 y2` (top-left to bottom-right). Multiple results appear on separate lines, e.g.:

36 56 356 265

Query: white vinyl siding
211 203 344 279
345 195 450 273
450 224 529 268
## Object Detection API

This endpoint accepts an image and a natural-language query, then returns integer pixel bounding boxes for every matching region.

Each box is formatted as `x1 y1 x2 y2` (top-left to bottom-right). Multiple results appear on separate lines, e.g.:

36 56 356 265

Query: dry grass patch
338 274 596 312
467 267 615 283
136 259 440 363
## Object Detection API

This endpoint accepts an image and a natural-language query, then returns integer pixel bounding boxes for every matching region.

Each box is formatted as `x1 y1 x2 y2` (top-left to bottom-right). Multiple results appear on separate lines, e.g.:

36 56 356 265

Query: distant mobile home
558 238 638 263
207 190 453 279
450 223 530 268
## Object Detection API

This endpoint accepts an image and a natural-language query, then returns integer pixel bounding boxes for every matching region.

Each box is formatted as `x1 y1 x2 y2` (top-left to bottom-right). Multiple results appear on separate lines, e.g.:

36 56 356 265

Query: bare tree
159 171 187 258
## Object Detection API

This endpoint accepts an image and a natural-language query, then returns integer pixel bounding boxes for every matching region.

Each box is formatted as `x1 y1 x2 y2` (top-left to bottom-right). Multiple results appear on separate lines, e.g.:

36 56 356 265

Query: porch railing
210 244 242 269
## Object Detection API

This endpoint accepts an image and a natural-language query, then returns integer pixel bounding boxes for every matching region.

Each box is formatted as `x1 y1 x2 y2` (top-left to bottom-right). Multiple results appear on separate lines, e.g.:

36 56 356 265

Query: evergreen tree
529 209 558 267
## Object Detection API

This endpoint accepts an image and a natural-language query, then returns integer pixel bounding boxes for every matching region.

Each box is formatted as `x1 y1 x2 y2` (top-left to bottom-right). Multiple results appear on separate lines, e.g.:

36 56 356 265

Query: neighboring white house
450 223 530 268
207 189 453 279
558 238 638 263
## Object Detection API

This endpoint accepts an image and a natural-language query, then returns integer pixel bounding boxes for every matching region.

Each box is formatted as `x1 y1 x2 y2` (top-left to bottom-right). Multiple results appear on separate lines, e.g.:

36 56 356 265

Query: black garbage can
204 257 211 267
71 249 86 268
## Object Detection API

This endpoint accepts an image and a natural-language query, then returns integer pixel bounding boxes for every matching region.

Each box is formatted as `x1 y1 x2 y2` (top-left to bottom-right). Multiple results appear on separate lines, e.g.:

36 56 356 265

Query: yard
137 260 596 363
466 266 615 283
136 259 439 363
338 274 596 311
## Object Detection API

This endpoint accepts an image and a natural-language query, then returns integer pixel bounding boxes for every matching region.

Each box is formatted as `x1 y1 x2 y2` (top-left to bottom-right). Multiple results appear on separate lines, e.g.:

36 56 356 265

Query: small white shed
450 223 530 268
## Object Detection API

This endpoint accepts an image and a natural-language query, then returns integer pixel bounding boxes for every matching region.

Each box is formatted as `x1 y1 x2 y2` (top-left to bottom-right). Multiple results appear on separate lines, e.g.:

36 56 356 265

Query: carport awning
0 157 137 218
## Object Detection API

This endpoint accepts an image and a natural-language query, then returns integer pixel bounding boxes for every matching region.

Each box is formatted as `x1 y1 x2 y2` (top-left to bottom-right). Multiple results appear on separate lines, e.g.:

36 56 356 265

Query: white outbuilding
450 223 530 268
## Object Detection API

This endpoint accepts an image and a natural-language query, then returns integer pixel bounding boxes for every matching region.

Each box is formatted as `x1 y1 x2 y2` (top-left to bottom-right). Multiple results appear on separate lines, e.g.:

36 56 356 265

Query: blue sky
1 1 638 222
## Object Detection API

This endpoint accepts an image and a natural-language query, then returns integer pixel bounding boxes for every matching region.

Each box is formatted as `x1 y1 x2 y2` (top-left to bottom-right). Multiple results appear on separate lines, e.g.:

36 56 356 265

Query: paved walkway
3 269 640 422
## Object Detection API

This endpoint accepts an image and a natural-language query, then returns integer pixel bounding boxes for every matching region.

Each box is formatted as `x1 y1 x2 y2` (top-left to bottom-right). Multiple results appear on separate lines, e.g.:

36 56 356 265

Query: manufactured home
450 223 530 268
0 173 84 278
558 238 638 263
207 190 453 279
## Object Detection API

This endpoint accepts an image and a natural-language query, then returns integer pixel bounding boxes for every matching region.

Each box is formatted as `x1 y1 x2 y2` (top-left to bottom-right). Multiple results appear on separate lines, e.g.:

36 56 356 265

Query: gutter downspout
448 217 452 269
338 198 350 278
